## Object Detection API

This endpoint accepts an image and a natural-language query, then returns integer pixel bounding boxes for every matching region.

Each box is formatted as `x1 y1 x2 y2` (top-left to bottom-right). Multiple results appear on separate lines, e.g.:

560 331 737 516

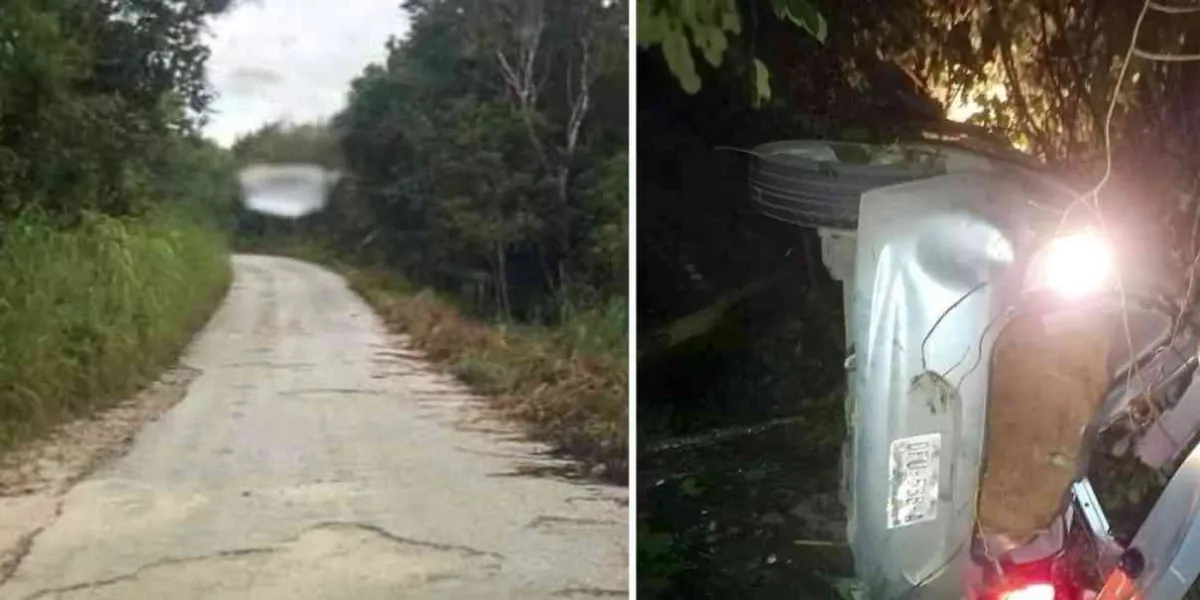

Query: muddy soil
978 310 1116 542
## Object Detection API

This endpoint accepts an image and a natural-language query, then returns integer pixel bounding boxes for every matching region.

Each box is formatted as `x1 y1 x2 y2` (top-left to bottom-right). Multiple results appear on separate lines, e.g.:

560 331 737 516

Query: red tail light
999 583 1056 600
1096 568 1141 600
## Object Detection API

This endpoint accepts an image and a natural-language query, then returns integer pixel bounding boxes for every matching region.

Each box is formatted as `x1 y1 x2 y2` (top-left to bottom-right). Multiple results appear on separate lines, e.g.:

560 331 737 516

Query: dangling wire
1148 1 1200 15
1133 49 1200 61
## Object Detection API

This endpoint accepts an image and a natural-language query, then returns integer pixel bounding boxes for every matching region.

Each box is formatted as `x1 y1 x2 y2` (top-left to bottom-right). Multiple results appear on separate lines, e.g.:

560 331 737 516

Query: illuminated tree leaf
695 25 728 67
636 1 661 48
753 57 771 107
780 0 827 43
637 0 825 99
663 26 702 94
721 4 741 35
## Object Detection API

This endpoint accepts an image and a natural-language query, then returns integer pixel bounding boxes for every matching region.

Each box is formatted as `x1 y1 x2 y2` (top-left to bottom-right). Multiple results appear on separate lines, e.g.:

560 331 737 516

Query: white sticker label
887 433 941 529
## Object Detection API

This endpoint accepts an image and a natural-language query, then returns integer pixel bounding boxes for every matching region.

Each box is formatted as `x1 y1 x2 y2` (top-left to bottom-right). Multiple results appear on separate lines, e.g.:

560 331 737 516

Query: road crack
552 587 627 597
0 367 202 589
528 515 621 529
310 521 505 560
15 521 504 600
19 547 276 600
0 499 61 587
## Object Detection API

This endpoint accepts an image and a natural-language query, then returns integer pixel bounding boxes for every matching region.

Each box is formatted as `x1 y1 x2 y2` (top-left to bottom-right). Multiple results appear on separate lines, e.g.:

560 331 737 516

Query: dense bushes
0 1 238 446
0 214 230 447
0 1 225 223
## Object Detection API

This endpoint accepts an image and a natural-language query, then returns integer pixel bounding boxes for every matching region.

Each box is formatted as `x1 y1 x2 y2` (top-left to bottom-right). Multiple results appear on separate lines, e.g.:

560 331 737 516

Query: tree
574 150 628 300
425 100 543 318
226 1 626 319
637 0 826 104
311 0 628 319
0 0 233 223
458 0 626 289
232 122 341 167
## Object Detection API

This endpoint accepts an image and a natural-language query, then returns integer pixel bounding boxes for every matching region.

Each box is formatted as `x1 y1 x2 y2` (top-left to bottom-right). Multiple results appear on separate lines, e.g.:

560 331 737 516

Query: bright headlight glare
1031 230 1113 299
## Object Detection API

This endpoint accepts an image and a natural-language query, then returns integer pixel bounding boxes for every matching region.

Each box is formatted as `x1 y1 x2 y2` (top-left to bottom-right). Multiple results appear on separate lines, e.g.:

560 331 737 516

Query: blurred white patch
239 164 340 218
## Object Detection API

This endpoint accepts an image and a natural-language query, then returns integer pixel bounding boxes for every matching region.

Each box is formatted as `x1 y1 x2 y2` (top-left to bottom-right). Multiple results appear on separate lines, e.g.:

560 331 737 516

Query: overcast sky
202 0 411 147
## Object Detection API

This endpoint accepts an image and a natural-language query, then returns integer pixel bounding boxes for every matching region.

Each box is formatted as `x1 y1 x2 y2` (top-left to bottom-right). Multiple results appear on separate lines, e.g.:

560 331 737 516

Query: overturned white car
749 139 1200 600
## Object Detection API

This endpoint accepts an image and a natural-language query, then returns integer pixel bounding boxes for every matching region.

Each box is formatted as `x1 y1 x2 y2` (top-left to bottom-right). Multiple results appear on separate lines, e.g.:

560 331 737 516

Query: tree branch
564 36 591 160
1134 48 1200 62
490 1 550 172
989 0 1047 152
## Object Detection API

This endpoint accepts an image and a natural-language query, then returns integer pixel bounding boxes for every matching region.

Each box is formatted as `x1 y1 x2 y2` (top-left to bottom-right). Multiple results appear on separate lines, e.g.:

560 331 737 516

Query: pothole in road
22 522 504 600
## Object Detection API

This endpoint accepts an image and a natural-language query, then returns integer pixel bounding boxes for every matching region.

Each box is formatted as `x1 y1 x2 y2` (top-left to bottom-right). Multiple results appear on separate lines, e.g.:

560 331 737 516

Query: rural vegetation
231 0 630 480
0 0 627 480
0 1 237 449
637 0 1200 597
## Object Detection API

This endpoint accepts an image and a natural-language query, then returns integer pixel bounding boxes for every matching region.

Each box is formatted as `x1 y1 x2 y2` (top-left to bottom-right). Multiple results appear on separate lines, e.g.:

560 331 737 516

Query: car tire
748 141 937 230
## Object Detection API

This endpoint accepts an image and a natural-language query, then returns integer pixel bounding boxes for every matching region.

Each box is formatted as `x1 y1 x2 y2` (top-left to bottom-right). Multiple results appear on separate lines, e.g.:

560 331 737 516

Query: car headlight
1027 230 1114 299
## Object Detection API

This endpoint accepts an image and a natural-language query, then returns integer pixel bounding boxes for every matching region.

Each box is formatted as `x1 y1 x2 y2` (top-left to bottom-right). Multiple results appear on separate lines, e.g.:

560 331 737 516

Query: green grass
0 212 230 448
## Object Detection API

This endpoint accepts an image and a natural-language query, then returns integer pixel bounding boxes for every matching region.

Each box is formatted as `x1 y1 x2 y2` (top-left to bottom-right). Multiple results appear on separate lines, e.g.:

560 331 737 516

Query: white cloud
202 0 410 147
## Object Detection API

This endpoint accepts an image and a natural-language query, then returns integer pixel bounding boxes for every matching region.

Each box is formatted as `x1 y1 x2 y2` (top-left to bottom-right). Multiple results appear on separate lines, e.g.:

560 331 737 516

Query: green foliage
0 1 237 447
241 0 627 322
752 58 771 107
152 136 241 229
232 122 341 168
574 151 629 299
423 99 542 272
770 0 826 42
637 0 824 100
0 213 230 447
638 519 692 595
0 0 228 221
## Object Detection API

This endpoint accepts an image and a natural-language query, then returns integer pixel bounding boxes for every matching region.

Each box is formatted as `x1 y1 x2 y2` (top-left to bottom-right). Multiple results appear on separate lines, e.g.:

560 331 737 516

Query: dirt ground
0 367 197 582
638 273 852 599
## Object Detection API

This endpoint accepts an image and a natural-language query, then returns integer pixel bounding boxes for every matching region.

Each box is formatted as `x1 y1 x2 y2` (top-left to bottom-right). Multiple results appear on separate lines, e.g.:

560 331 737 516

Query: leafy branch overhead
636 0 826 103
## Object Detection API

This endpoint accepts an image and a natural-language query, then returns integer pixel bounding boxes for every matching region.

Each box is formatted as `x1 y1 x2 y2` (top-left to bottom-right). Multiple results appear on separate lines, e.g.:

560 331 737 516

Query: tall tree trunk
554 167 572 287
495 241 512 321
552 27 594 293
485 0 596 295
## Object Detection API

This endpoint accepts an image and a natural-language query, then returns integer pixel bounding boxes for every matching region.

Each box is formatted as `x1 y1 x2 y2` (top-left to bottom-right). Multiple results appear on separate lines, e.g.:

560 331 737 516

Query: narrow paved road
0 255 627 600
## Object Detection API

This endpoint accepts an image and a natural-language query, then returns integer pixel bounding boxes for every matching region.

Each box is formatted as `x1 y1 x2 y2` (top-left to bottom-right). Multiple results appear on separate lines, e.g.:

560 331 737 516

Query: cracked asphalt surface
0 255 627 599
